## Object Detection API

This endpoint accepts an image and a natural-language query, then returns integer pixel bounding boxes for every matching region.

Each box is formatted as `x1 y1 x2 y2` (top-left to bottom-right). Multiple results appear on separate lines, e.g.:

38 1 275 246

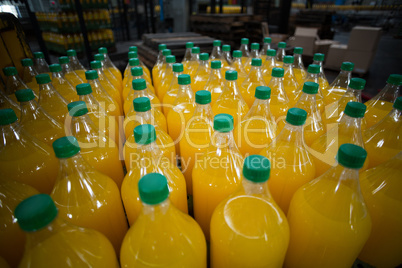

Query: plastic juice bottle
66 49 87 81
259 108 315 214
234 86 276 156
185 46 201 78
21 58 40 97
212 70 249 126
125 52 152 85
292 47 307 85
67 101 124 188
156 55 176 100
210 40 223 61
51 136 128 253
260 37 271 63
15 194 119 268
180 90 214 194
0 109 58 193
3 66 29 102
192 53 210 93
154 49 172 91
204 60 224 105
266 67 290 121
125 78 161 116
120 173 206 267
167 74 196 155
192 113 243 240
312 53 330 95
152 44 168 85
0 180 38 268
364 74 402 128
15 89 64 147
239 38 250 64
33 51 50 74
231 50 248 86
244 43 260 73
363 97 402 168
162 63 183 115
285 144 372 268
210 155 289 268
358 152 402 268
0 90 20 115
35 74 69 124
90 60 123 110
310 102 369 177
239 58 266 108
282 55 299 104
182 42 193 70
98 47 122 81
221 45 232 73
323 62 354 105
261 49 276 84
123 60 155 99
124 99 174 165
124 50 137 78
58 56 83 88
93 53 123 92
85 70 122 116
127 48 151 78
49 64 78 103
122 125 187 225
275 42 286 67
324 77 366 129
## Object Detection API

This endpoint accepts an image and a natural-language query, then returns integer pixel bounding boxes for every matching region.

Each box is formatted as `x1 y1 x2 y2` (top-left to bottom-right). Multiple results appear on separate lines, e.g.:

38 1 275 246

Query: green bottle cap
264 37 272 44
76 83 92 95
68 101 88 117
283 55 294 64
233 50 242 58
66 49 77 56
266 49 276 57
294 47 303 54
173 63 183 73
98 47 108 54
129 58 140 66
251 43 260 50
313 53 325 62
33 52 44 59
14 194 58 232
344 102 366 118
52 136 80 158
132 78 147 90
286 107 307 126
271 67 284 78
195 90 211 105
211 60 222 69
222 45 231 52
138 173 169 205
178 74 191 85
134 124 156 145
35 74 51 84
225 70 237 80
134 97 151 112
191 47 200 54
393 96 402 110
251 58 262 67
15 89 35 102
199 53 209 61
341 62 354 71
214 113 234 132
307 64 320 74
278 42 286 48
387 74 402 86
85 70 98 80
243 155 271 183
162 49 171 56
336 143 367 169
348 78 366 90
129 46 138 52
0 108 18 125
93 54 104 61
58 56 69 64
128 51 138 59
49 64 62 73
90 60 101 70
186 42 194 49
159 44 167 51
241 38 249 44
302 81 319 94
3 66 17 76
255 86 271 100
213 40 221 46
131 66 143 76
21 58 33 67
166 55 176 63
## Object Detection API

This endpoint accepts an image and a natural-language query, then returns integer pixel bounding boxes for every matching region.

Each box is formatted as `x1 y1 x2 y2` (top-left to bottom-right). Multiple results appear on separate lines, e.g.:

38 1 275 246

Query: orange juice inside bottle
121 125 187 225
59 56 84 88
0 109 58 193
120 173 206 268
51 136 128 254
239 38 250 65
231 50 248 86
185 47 200 78
181 42 193 70
358 152 402 268
125 52 153 88
243 43 260 73
363 97 402 168
234 86 276 156
94 53 123 92
0 90 20 116
192 113 244 240
275 42 286 67
67 101 124 188
240 58 266 108
21 58 40 97
49 64 78 103
210 40 223 61
312 53 330 92
153 49 171 91
180 90 214 195
204 60 224 105
266 68 290 122
0 180 38 268
192 53 210 93
323 62 354 105
152 44 167 83
210 155 289 268
16 194 119 268
260 108 315 214
292 47 307 85
3 66 29 103
261 49 276 84
123 60 155 99
212 70 249 126
220 45 232 75
282 56 299 104
156 55 175 100
67 49 87 81
285 144 372 268
99 47 123 81
260 37 271 64
162 63 183 115
125 78 161 115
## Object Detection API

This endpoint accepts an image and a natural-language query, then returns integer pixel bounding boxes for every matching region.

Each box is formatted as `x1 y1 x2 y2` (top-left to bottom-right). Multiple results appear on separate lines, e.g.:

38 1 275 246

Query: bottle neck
212 130 235 148
330 70 351 88
223 79 242 96
242 178 272 197
331 164 363 195
250 49 259 58
136 109 153 123
283 63 295 75
193 103 214 122
95 68 105 78
198 60 209 70
174 84 195 105
268 77 288 101
263 56 275 67
88 79 108 95
51 71 65 80
79 93 100 108
19 100 38 121
183 48 192 61
376 83 401 103
190 53 200 61
305 72 319 83
61 63 74 74
223 51 232 64
262 43 270 52
240 44 249 56
142 199 171 217
210 68 223 80
247 98 274 120
70 114 101 139
276 123 305 147
293 54 304 68
211 47 222 58
276 48 285 61
248 66 264 80
343 87 362 102
338 115 364 146
70 56 85 69
6 75 25 94
25 66 38 77
233 58 246 72
156 51 164 65
34 58 49 69
0 122 22 145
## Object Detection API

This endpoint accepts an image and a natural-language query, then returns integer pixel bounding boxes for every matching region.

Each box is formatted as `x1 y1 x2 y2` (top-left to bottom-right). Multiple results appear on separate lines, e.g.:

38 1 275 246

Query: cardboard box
347 26 382 52
344 49 376 74
315 40 340 56
288 27 319 56
325 44 348 70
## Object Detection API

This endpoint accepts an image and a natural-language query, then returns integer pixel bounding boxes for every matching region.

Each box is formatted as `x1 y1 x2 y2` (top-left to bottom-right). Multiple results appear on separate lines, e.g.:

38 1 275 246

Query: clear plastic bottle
260 37 272 63
33 51 50 74
267 67 290 121
93 53 123 92
231 50 248 86
239 38 250 64
204 60 225 105
58 56 84 88
210 40 223 61
244 43 260 73
192 53 211 93
120 173 206 267
162 63 183 115
21 58 40 97
312 53 330 93
152 46 169 86
275 42 286 67
240 58 266 108
182 42 193 69
285 144 371 268
186 46 201 78
3 66 29 102
323 62 354 105
221 44 232 70
157 55 176 100
98 47 123 81
49 63 78 103
292 47 306 85
261 49 276 84
155 51 174 94
282 55 299 104
0 89 20 115
66 49 87 81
